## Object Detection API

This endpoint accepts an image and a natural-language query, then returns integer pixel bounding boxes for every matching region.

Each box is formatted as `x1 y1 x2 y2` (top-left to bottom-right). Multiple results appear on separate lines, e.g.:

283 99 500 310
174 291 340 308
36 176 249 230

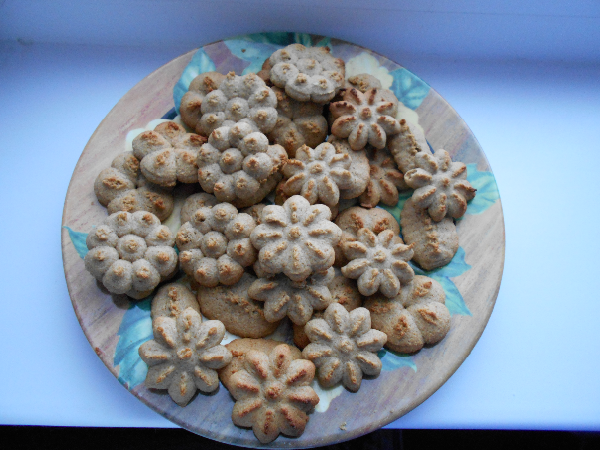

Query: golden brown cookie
150 283 200 319
180 192 218 224
179 72 227 135
359 147 408 208
387 119 431 173
364 275 450 353
218 338 302 391
196 272 280 338
400 198 459 270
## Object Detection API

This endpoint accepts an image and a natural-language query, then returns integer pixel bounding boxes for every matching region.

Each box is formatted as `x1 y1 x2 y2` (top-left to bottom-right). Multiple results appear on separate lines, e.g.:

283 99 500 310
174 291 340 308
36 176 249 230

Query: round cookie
180 192 218 224
293 267 363 349
196 272 280 338
150 283 200 319
218 338 302 392
334 206 400 267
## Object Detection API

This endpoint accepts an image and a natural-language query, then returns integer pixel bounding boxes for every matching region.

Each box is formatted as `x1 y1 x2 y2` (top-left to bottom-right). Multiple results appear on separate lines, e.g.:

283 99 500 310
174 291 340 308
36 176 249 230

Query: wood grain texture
61 37 505 448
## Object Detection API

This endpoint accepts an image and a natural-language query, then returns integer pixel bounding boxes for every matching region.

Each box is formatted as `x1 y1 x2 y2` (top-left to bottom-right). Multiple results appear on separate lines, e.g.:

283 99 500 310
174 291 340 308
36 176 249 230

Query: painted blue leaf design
379 191 413 235
225 40 280 75
64 227 88 259
243 32 297 46
378 349 417 372
113 296 153 389
389 67 430 110
425 247 471 279
173 49 216 114
434 276 472 316
466 164 501 215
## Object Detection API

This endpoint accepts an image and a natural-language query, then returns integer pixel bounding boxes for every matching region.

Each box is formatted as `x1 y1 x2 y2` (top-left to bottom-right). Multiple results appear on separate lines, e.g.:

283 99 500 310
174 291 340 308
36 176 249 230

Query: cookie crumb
340 422 347 430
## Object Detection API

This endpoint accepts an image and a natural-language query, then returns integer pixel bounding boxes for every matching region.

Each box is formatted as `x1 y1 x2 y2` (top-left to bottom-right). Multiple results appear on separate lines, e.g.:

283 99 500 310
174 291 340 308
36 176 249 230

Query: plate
61 33 505 447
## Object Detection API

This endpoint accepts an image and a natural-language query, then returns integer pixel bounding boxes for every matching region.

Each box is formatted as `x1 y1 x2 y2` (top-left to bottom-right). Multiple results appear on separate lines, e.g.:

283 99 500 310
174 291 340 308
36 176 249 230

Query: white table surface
1 34 599 432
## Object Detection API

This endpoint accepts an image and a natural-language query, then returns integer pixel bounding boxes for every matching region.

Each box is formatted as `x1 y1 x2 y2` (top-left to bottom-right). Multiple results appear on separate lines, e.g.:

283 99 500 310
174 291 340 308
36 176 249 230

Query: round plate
61 33 504 448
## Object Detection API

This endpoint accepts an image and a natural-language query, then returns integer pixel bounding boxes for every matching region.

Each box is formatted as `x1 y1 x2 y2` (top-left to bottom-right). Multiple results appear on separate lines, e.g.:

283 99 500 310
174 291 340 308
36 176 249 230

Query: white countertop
1 14 600 432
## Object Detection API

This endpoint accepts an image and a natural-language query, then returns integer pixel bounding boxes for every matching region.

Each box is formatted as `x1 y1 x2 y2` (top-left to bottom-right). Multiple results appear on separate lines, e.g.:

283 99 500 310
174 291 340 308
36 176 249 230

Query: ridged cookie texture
334 206 400 267
138 307 232 406
84 211 178 299
150 283 200 320
250 196 342 282
229 344 319 443
132 121 208 187
404 149 477 221
330 88 401 151
387 119 431 173
400 198 459 270
342 228 415 298
264 44 345 104
196 123 286 207
302 303 387 392
364 275 451 353
192 72 279 137
197 272 280 338
345 74 398 115
327 136 370 200
94 152 174 222
248 267 335 326
359 146 408 208
180 72 226 134
177 203 257 287
281 142 354 208
267 86 328 158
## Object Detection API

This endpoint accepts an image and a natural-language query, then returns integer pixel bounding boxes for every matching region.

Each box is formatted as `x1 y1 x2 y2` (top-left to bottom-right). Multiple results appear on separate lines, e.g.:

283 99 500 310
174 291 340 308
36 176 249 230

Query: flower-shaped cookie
404 149 477 221
84 211 178 298
248 268 335 326
230 344 319 443
177 203 257 287
342 228 415 298
281 143 354 207
197 124 287 206
267 86 328 158
359 147 408 208
180 72 226 134
196 72 278 137
330 88 402 150
364 276 451 354
327 136 370 200
139 307 232 406
132 121 207 187
250 196 342 282
265 44 345 104
94 152 174 221
302 303 387 392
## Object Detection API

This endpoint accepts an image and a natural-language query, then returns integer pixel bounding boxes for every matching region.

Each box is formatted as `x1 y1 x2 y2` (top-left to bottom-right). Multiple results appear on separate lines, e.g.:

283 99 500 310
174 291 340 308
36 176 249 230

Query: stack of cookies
87 43 476 444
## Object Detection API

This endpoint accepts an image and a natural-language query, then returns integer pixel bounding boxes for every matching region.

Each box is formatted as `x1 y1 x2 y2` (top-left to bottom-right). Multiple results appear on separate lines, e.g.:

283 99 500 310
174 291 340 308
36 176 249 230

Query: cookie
404 149 476 221
218 338 302 391
359 147 408 208
334 206 400 267
229 344 319 443
197 272 280 338
196 124 286 207
240 203 267 225
195 72 278 137
341 228 415 298
177 203 257 287
330 88 401 150
84 211 178 299
400 198 459 270
250 196 342 281
364 275 450 353
293 267 363 349
138 307 232 406
180 72 227 135
327 136 370 200
302 303 387 392
151 283 200 319
180 192 219 224
263 44 345 104
387 118 431 173
132 121 207 187
94 152 174 222
281 142 354 208
248 267 335 326
267 86 328 158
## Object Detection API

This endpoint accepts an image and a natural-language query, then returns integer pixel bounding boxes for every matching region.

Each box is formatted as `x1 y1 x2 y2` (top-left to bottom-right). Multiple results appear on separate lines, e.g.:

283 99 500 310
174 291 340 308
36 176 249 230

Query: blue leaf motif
466 164 501 215
64 227 88 259
379 191 413 236
378 349 417 372
113 296 153 389
434 276 472 316
423 247 471 279
173 49 216 114
389 67 430 110
225 40 280 75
